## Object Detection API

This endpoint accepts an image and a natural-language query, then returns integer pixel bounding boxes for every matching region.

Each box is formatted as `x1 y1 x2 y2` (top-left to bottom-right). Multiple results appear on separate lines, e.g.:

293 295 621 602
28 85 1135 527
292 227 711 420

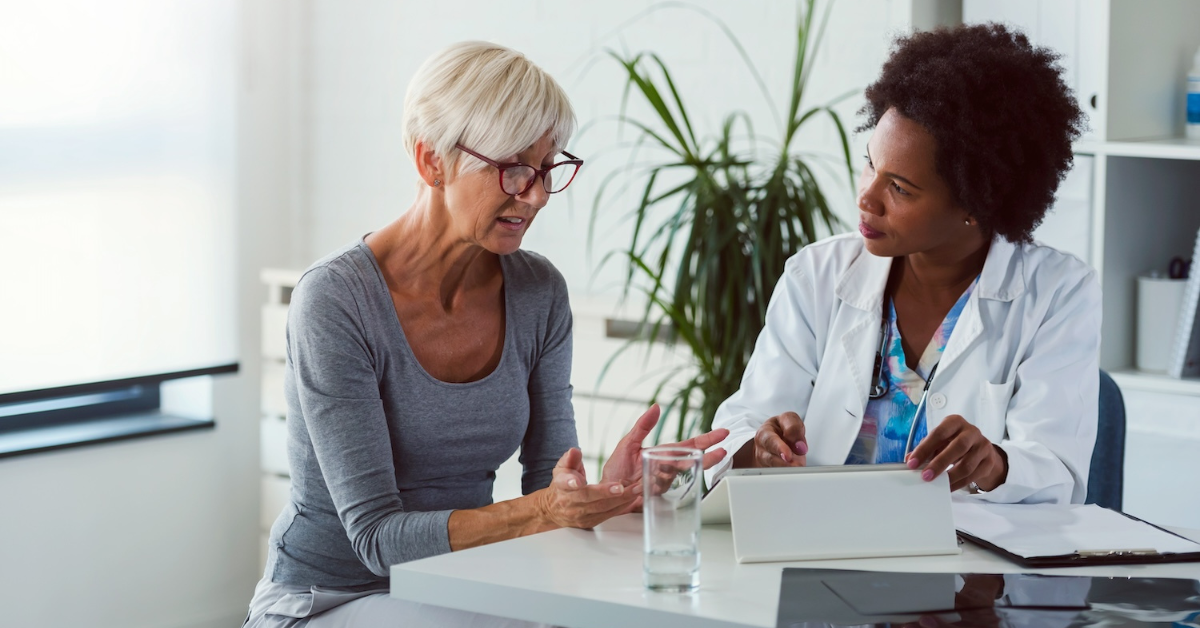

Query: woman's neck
366 191 497 311
896 236 990 303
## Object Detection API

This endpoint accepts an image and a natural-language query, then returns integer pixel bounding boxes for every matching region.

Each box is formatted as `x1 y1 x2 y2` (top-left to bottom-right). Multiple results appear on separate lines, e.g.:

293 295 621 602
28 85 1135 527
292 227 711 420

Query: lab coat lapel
833 248 892 422
940 235 1023 371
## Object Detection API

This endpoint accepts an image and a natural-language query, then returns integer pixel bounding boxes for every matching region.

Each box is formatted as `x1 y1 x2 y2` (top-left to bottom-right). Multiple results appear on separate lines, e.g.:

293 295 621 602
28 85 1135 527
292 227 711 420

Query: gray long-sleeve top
265 239 577 587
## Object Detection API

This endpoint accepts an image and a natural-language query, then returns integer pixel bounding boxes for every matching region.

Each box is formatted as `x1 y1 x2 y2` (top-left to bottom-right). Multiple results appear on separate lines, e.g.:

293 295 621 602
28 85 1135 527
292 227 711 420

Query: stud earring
433 179 441 187
964 219 971 226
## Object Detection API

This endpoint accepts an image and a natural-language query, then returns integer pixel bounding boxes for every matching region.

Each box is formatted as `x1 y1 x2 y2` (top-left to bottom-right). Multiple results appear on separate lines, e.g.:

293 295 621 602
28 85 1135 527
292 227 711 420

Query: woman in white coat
707 24 1095 504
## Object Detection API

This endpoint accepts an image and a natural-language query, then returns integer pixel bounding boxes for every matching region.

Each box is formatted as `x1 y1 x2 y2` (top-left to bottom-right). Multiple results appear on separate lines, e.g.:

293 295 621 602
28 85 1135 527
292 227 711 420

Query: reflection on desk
777 569 1200 628
390 514 1200 628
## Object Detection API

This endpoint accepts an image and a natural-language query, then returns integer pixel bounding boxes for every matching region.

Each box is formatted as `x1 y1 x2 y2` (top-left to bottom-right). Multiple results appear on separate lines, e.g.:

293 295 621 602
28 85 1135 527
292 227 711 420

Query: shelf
1108 369 1200 397
1075 137 1200 161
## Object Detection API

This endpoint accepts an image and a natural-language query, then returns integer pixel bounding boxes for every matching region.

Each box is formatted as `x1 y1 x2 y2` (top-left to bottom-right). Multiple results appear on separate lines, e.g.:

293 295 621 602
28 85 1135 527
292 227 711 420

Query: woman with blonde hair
243 41 727 627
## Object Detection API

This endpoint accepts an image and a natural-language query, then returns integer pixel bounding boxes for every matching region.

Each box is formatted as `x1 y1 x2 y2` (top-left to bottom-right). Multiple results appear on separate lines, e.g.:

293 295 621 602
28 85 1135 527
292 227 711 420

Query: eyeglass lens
500 162 579 195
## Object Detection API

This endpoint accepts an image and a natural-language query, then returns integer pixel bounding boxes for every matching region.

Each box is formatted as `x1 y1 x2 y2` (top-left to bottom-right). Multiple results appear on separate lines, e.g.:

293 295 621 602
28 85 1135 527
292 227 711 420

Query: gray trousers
244 577 553 628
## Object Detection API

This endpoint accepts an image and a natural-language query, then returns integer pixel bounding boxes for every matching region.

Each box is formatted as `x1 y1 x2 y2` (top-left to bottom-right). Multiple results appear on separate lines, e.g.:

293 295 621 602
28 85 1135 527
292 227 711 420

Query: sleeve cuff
704 431 754 488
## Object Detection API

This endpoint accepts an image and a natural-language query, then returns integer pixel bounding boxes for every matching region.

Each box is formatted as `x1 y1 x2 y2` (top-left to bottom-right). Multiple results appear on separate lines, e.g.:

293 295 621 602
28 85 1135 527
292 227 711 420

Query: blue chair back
1087 370 1125 510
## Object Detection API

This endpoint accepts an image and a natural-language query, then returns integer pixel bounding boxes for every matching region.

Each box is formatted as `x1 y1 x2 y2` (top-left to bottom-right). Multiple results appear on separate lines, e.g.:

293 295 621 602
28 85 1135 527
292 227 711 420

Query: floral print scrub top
845 277 979 465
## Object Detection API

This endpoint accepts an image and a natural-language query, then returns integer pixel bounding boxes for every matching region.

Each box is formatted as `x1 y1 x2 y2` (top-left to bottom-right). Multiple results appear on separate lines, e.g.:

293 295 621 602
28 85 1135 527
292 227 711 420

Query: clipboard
952 498 1200 567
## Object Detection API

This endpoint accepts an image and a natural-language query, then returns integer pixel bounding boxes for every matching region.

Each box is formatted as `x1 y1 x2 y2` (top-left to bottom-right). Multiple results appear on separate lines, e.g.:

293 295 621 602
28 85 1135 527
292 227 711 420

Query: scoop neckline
356 238 513 389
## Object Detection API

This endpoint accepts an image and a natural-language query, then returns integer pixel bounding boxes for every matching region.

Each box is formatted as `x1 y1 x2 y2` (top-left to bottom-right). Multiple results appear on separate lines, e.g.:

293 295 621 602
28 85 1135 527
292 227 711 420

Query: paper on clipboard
951 496 1200 559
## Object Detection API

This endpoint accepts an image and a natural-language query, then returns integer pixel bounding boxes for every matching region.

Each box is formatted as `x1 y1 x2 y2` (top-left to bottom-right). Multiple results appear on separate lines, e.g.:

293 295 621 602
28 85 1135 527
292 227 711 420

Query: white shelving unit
258 268 302 574
966 0 1200 529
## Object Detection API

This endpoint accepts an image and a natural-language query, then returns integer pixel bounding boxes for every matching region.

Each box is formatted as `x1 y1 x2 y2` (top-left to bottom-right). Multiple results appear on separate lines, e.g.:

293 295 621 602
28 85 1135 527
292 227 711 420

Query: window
0 0 238 450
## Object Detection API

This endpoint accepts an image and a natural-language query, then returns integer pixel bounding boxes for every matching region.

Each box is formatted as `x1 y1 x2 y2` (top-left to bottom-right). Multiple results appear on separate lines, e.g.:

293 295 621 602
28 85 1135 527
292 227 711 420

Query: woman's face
443 133 558 256
856 108 975 258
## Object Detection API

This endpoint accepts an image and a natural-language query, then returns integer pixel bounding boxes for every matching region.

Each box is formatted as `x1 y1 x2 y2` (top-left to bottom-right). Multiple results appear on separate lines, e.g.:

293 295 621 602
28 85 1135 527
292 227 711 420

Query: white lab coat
706 233 1100 504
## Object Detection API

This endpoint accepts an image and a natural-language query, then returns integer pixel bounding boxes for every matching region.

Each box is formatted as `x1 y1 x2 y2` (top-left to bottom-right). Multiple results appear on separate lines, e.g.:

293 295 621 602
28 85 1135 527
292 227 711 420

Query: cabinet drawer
1121 389 1200 529
261 304 289 360
571 313 695 402
260 415 290 477
260 474 291 530
261 360 287 418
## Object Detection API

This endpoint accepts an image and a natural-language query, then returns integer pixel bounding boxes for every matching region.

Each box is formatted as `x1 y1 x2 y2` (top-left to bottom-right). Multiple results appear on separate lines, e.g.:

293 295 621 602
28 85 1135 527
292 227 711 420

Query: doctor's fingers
755 428 804 467
921 426 991 483
770 413 808 455
907 415 968 466
948 452 996 492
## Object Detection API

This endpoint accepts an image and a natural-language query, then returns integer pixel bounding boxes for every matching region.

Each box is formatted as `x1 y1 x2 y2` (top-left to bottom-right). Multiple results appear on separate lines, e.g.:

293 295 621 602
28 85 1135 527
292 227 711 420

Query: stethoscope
867 285 940 458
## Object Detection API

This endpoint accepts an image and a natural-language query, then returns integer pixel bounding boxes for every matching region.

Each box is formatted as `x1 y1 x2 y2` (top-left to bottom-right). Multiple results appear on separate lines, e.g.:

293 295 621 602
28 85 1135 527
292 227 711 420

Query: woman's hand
537 447 639 529
600 404 730 488
906 414 1008 492
734 412 808 468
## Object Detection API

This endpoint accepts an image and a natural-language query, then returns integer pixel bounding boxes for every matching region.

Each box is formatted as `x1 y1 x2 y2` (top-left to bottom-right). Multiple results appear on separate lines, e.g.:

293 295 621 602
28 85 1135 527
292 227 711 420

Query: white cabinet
258 269 301 574
966 1 1200 528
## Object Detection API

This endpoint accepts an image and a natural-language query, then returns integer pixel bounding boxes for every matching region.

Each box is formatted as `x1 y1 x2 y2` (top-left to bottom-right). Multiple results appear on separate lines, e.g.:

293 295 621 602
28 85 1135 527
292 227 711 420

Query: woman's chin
861 236 895 258
485 237 524 256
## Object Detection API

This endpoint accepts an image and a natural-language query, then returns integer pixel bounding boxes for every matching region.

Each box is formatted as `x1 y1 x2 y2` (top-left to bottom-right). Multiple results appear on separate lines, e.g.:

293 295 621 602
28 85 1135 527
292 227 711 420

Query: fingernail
780 451 790 462
907 458 920 469
794 441 808 455
610 484 624 494
922 469 934 481
567 478 578 489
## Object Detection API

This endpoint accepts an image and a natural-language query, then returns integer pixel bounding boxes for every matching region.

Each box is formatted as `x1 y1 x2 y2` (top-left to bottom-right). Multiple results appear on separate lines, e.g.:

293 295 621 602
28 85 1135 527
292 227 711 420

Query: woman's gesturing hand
906 414 1008 492
538 447 638 529
736 412 807 468
600 404 730 488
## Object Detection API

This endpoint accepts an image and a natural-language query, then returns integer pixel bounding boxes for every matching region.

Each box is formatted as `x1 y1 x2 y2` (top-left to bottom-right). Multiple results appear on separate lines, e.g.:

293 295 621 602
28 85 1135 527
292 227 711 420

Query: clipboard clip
1075 549 1161 558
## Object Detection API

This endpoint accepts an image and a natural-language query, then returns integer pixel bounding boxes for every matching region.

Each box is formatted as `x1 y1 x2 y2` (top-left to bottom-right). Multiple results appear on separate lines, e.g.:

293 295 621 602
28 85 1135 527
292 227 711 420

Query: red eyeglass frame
455 143 583 196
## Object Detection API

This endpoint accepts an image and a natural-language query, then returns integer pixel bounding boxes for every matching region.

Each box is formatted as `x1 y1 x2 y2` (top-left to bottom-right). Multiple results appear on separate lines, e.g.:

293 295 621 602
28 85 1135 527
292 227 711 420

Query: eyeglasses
455 143 583 196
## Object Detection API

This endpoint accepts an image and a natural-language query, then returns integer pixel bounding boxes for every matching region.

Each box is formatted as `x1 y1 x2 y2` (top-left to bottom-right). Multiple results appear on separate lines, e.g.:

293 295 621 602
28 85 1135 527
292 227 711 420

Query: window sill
0 412 215 459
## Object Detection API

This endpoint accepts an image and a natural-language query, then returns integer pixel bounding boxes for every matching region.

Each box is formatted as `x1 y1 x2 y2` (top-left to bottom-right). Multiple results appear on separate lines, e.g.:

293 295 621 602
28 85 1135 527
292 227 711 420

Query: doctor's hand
906 414 1008 492
600 404 730 492
734 412 808 468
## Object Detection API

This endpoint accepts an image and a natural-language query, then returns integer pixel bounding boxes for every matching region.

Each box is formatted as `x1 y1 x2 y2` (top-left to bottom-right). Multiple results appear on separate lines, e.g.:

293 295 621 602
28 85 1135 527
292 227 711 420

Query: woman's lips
859 221 884 239
496 217 526 232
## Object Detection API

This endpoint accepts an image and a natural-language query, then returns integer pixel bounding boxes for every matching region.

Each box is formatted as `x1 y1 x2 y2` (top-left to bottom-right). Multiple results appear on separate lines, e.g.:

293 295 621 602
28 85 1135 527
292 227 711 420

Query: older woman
244 41 727 627
707 23 1096 505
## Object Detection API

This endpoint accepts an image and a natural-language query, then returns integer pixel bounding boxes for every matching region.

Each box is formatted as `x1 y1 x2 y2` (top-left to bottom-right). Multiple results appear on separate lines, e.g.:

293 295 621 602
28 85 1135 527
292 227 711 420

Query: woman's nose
518 179 550 209
857 179 883 216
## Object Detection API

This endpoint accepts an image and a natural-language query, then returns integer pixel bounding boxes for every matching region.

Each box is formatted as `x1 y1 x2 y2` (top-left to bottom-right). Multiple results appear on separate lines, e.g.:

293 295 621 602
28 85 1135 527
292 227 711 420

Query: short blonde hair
402 41 577 178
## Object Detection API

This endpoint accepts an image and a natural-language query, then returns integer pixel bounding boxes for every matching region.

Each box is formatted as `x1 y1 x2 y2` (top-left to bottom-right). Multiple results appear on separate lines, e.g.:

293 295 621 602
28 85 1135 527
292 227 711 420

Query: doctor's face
856 108 977 259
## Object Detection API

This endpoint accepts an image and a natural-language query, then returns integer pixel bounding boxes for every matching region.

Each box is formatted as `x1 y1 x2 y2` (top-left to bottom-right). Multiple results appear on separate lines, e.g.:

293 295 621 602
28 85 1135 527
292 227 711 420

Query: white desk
390 514 1200 628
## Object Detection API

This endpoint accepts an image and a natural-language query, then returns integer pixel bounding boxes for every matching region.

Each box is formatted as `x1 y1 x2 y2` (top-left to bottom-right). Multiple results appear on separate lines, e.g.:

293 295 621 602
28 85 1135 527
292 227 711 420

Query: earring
433 179 441 187
964 219 971 226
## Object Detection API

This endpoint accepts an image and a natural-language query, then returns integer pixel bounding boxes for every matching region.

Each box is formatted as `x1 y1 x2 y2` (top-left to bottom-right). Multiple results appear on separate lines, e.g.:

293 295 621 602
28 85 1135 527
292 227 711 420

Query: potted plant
591 0 856 444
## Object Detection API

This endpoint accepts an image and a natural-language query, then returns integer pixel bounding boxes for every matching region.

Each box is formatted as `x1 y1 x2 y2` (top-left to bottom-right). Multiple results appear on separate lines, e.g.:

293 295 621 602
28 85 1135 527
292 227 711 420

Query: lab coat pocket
977 380 1014 443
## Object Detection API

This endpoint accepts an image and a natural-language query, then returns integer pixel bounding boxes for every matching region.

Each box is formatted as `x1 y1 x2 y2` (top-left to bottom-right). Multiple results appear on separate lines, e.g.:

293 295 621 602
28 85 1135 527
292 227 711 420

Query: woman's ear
413 140 445 188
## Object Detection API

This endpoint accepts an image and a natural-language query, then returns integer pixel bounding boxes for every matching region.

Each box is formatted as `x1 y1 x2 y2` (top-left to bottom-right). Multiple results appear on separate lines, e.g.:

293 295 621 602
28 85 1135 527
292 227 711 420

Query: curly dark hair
859 23 1086 243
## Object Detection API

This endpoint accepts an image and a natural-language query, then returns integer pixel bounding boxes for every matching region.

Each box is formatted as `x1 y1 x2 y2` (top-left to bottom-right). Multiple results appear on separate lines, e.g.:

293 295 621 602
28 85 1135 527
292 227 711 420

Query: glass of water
642 446 703 592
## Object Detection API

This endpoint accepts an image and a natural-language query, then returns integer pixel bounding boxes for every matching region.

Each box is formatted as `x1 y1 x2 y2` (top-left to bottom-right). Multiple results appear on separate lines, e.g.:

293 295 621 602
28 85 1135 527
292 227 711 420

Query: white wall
0 1 300 626
294 0 939 296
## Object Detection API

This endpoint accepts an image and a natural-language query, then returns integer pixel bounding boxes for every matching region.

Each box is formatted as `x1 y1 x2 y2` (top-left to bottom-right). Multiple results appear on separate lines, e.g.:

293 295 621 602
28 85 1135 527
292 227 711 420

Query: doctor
707 23 1097 504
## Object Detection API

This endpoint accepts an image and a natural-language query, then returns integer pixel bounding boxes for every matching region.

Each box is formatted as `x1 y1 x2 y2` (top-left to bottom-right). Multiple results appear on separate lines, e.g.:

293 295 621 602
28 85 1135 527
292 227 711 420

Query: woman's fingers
678 427 730 452
701 447 727 470
620 404 661 449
